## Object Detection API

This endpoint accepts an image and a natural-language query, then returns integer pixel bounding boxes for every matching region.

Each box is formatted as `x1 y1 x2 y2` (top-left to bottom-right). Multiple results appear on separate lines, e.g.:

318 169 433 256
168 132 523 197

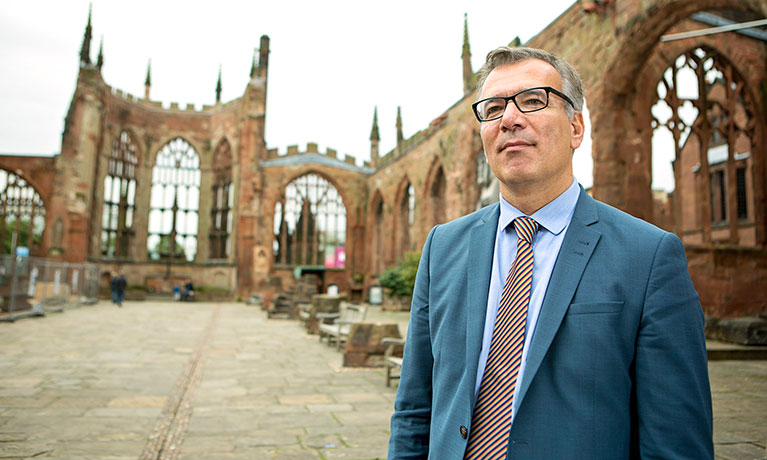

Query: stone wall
687 245 767 317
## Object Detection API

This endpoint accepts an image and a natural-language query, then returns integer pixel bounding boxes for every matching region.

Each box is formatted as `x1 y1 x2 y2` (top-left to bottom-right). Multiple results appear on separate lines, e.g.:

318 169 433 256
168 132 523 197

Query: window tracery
273 174 346 268
430 165 446 226
397 181 414 259
651 47 756 244
147 138 200 261
102 131 137 257
210 140 233 259
0 170 45 255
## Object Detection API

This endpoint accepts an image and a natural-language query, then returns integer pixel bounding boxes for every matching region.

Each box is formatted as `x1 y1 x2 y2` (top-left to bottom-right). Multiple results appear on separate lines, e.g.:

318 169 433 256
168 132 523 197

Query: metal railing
0 255 99 322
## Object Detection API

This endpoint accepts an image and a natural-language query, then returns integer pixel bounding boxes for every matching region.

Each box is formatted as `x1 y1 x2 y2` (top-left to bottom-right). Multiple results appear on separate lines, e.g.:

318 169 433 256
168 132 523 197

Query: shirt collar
498 178 580 235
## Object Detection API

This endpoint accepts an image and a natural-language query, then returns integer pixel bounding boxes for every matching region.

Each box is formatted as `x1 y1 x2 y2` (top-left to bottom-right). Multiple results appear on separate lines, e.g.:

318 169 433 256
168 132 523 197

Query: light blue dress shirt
474 179 581 424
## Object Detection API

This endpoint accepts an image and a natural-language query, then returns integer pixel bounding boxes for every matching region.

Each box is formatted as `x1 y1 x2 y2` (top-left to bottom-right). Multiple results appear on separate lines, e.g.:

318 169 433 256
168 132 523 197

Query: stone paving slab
0 300 764 460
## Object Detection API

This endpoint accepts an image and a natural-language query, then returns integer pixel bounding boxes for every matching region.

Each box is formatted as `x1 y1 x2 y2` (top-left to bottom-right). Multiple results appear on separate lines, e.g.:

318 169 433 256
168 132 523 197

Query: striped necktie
465 216 538 459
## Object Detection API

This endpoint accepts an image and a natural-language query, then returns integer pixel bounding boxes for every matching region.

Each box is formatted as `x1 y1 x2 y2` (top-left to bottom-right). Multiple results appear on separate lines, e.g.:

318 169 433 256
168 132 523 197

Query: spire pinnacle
96 35 104 71
144 59 152 99
462 13 475 94
370 106 380 141
79 4 93 66
216 65 222 104
370 106 380 168
145 59 152 86
258 35 270 79
250 49 256 78
396 106 403 147
462 13 471 58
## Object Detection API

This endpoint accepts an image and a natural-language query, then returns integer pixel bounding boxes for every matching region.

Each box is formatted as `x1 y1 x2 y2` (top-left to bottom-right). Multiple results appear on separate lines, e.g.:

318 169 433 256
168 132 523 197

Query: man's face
479 59 584 203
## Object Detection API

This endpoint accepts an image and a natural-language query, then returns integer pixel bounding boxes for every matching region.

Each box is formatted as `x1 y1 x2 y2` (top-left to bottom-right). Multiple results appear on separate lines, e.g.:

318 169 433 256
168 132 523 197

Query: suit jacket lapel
465 203 500 385
515 190 601 408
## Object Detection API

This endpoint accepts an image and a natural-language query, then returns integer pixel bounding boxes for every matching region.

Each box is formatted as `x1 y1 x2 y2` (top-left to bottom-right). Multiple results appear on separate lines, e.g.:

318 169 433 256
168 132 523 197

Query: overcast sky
0 0 596 187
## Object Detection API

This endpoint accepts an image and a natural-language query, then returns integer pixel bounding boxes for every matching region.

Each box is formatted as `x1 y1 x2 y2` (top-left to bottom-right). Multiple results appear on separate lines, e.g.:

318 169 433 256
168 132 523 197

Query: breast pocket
567 301 624 315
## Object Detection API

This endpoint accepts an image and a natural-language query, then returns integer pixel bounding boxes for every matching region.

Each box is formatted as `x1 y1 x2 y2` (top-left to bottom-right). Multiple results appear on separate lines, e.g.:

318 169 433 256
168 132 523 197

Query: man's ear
570 111 585 151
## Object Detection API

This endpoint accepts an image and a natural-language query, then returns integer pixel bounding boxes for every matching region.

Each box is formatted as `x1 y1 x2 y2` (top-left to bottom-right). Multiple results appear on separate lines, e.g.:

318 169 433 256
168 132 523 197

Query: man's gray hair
475 46 584 119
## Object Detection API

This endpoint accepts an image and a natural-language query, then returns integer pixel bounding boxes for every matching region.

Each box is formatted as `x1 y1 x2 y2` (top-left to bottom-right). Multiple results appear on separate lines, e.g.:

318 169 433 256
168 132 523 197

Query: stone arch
147 137 202 262
0 168 46 256
471 147 499 211
272 172 347 268
212 138 233 166
393 176 414 261
0 165 50 208
645 44 761 246
110 128 143 164
264 168 354 272
277 168 351 217
367 189 386 276
210 136 239 170
148 135 205 168
423 158 447 228
460 130 493 212
101 130 140 258
592 0 767 248
210 138 235 259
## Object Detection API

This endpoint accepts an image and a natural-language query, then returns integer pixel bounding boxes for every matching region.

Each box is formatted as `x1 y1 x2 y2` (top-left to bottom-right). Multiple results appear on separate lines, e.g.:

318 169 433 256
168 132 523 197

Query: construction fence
0 255 99 321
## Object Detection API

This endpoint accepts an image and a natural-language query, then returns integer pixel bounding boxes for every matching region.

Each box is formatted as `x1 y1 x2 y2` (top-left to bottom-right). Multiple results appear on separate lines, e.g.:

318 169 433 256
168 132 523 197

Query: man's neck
499 175 574 216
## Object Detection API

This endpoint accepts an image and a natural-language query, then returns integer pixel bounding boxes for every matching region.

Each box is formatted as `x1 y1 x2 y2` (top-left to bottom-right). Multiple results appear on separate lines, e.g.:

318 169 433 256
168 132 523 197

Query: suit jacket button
460 426 468 439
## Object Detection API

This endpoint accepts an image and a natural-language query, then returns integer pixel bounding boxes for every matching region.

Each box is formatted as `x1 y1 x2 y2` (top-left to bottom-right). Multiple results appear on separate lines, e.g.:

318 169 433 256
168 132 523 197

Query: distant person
183 279 195 301
111 272 127 307
388 46 712 459
173 284 181 301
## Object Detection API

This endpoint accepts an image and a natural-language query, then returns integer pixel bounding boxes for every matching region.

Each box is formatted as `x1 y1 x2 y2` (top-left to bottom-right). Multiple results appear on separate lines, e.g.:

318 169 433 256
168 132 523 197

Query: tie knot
513 216 538 244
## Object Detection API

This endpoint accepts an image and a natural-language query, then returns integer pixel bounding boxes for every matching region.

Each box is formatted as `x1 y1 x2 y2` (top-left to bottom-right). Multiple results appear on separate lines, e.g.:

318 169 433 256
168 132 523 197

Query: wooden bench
266 294 294 319
382 337 406 387
318 303 367 350
297 302 313 326
300 294 346 334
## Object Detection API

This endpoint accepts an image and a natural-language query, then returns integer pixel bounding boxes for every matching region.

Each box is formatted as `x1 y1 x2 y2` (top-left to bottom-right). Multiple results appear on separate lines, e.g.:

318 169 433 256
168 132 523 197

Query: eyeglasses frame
472 86 576 122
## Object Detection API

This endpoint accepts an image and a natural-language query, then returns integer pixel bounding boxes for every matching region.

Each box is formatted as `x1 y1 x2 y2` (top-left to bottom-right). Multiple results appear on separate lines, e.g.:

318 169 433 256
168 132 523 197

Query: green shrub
379 267 407 297
379 251 421 298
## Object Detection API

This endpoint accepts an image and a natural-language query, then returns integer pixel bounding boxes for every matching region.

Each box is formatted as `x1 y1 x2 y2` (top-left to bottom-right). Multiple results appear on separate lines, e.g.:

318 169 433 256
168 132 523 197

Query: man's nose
500 100 526 131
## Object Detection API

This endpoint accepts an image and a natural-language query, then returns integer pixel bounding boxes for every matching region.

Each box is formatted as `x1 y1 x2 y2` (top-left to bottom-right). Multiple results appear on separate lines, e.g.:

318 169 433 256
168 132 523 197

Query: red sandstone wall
687 246 767 317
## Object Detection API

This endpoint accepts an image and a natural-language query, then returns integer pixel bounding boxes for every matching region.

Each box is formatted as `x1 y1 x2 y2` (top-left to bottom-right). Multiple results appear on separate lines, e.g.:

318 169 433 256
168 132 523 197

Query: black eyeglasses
472 86 575 122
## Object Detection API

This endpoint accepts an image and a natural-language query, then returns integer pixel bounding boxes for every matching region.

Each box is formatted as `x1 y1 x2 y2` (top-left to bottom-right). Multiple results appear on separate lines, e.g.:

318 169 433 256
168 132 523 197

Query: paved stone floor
0 301 764 460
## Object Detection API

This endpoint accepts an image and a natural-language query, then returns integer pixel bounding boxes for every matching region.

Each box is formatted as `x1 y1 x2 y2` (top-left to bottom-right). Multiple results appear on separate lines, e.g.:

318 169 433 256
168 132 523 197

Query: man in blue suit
388 47 713 459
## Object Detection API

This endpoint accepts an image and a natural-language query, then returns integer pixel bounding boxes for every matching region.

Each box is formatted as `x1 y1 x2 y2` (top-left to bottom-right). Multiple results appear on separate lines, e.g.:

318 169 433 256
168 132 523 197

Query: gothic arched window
147 138 200 262
210 140 234 259
102 131 137 257
651 47 756 245
396 181 414 260
430 165 446 226
0 170 45 255
273 174 346 268
364 191 386 276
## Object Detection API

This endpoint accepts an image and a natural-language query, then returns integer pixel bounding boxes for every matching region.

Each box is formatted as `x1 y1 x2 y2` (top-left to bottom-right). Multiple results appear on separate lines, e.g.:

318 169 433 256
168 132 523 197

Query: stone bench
342 322 402 368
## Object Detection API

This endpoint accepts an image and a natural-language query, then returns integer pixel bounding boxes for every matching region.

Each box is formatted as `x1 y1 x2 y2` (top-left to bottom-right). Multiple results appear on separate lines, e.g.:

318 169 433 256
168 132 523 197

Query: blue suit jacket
388 189 713 459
